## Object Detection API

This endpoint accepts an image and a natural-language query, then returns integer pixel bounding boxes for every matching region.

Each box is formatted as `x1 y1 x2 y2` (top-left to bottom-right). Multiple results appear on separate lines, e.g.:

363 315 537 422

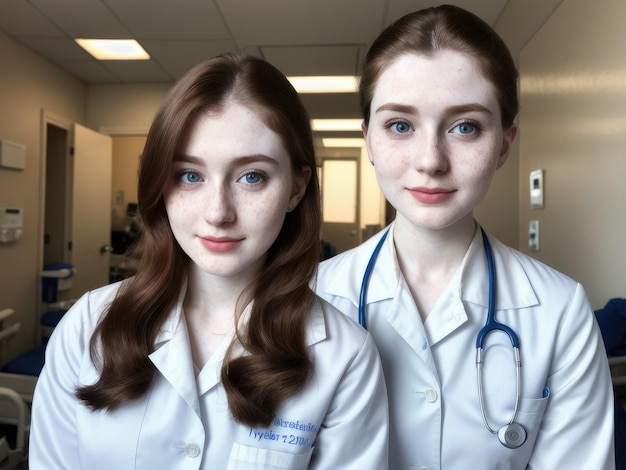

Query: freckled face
164 102 306 281
364 51 516 232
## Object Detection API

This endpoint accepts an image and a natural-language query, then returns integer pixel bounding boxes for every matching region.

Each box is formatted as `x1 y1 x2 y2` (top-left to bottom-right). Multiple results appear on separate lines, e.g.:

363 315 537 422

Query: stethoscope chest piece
497 422 527 449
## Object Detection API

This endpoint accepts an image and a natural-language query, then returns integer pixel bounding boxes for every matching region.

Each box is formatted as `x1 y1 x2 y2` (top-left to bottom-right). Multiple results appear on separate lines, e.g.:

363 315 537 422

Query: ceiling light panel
75 39 150 60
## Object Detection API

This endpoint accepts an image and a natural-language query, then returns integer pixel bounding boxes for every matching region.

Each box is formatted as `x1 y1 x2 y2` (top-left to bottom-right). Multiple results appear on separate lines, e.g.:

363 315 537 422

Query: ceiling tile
56 58 121 83
15 36 93 61
99 59 173 82
216 0 386 46
262 45 364 76
26 0 131 37
0 0 65 36
103 0 230 39
142 39 237 79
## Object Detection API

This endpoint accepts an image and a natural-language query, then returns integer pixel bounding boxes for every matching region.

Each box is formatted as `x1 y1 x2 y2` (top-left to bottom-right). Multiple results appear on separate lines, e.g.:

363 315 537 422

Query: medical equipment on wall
358 227 528 449
0 208 23 244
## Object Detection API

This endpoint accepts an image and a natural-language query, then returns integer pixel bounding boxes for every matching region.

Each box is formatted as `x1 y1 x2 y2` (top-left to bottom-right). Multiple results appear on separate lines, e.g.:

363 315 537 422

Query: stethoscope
358 227 528 449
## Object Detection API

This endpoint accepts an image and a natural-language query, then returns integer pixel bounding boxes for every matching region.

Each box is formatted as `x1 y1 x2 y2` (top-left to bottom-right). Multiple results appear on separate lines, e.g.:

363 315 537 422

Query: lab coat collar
148 280 328 404
461 227 539 310
323 224 398 307
322 223 539 312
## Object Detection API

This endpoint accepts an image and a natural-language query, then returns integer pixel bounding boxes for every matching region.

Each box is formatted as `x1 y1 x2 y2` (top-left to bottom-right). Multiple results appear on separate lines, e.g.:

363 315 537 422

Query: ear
288 166 312 210
497 124 518 169
362 122 374 166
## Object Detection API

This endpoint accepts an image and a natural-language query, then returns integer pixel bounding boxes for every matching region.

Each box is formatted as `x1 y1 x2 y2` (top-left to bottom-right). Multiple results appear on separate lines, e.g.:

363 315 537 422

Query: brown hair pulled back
76 53 320 427
360 4 519 129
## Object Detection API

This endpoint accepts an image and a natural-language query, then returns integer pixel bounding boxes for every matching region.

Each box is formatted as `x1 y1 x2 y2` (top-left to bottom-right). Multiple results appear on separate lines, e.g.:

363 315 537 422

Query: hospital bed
1 265 75 379
0 309 33 469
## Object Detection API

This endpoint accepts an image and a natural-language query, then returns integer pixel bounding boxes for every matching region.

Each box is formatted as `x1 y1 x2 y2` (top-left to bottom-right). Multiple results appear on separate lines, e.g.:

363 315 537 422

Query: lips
199 236 243 253
409 187 455 204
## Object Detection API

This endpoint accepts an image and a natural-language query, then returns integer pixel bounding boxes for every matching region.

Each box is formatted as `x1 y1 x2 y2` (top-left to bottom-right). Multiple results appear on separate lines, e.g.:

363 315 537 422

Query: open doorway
43 122 71 268
39 113 113 301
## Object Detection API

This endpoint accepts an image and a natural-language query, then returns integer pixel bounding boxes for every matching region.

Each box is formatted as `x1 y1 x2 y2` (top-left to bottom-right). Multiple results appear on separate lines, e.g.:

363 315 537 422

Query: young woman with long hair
30 53 388 469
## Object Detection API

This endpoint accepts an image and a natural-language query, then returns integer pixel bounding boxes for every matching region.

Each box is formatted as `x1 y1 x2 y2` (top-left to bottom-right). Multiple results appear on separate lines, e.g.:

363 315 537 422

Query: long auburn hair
76 53 321 427
360 4 519 129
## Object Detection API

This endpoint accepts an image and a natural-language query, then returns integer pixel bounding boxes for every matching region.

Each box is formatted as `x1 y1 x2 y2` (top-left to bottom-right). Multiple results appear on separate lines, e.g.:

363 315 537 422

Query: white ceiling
0 0 510 132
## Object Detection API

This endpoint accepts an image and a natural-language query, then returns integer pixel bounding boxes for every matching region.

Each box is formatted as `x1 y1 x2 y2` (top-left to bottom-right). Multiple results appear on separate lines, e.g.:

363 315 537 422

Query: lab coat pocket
513 387 550 449
227 443 314 470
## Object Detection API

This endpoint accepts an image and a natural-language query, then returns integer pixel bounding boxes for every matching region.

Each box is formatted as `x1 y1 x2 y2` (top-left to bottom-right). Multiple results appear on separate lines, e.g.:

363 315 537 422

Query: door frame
37 110 73 343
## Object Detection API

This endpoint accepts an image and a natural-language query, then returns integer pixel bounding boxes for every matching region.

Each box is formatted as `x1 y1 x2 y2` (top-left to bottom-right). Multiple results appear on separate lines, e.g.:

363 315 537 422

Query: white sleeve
29 292 93 469
310 333 389 469
529 283 615 468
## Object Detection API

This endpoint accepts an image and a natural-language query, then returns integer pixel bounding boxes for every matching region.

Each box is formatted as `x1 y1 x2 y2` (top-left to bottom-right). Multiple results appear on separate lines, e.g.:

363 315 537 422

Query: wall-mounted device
530 169 544 209
0 140 26 171
0 207 23 243
528 220 540 251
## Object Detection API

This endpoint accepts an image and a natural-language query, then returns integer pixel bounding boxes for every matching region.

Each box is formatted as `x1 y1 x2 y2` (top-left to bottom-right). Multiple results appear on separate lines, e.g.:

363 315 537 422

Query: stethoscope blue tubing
476 228 520 349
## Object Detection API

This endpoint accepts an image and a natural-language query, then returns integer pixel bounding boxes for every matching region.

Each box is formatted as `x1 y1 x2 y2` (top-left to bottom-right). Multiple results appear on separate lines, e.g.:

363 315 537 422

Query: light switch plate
529 220 540 251
530 169 544 209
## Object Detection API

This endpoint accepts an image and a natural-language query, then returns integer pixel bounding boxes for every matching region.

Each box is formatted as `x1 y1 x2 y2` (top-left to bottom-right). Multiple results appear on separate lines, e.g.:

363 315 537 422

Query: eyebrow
374 102 493 116
173 154 280 166
374 103 417 115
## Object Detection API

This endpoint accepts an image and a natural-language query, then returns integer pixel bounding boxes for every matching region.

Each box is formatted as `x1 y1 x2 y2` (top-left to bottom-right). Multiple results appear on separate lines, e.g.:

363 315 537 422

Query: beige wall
0 31 86 358
87 83 170 134
517 0 626 309
111 136 145 230
475 0 564 247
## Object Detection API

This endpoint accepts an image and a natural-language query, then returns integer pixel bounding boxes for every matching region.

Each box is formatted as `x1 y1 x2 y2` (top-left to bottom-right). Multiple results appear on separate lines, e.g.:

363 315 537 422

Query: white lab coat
316 224 615 470
30 281 389 469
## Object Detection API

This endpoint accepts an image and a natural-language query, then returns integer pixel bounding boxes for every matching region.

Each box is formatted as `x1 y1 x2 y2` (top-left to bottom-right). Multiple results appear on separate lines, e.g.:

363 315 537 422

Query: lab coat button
418 467 431 470
424 388 438 403
184 442 201 458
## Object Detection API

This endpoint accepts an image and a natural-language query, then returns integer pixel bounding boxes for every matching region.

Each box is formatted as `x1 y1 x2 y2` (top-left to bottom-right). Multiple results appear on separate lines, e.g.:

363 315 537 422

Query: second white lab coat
29 281 389 469
316 224 614 470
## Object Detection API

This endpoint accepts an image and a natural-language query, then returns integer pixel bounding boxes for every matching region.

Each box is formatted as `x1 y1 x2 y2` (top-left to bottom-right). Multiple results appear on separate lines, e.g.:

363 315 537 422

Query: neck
393 216 476 273
183 267 255 372
392 216 477 319
184 265 254 316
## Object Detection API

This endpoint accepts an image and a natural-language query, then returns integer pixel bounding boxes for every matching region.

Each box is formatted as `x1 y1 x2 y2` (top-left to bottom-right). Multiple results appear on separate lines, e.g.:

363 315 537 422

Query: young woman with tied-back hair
316 5 614 469
30 53 388 470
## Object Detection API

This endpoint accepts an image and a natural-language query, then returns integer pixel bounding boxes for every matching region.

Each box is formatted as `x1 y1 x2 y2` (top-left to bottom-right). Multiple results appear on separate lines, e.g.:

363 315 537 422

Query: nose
204 183 236 225
412 131 448 174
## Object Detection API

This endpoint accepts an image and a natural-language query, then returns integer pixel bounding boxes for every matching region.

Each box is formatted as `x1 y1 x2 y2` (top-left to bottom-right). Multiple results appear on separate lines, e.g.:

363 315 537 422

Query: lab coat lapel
195 299 327 397
149 302 201 416
461 229 539 310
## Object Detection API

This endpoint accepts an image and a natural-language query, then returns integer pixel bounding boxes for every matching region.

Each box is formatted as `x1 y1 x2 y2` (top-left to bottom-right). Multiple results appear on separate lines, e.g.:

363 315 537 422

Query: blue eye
452 122 478 135
390 121 412 134
180 171 202 183
241 171 264 185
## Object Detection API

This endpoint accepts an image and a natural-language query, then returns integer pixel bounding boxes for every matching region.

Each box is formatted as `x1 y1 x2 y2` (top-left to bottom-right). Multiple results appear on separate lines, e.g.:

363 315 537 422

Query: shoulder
308 296 373 353
48 281 125 357
317 228 390 295
484 234 587 314
59 281 123 331
490 236 578 289
319 230 386 275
